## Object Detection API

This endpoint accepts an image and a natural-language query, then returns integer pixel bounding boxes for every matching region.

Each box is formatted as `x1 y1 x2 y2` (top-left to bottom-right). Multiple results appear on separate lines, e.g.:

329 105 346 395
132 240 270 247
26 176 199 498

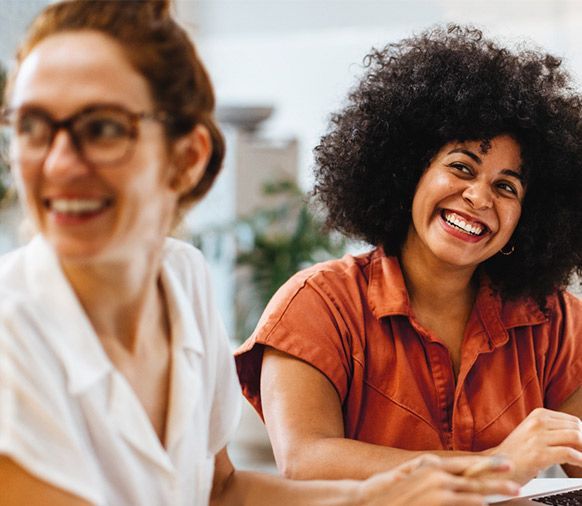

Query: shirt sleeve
235 270 356 419
194 253 242 456
543 291 582 410
0 300 103 505
207 313 242 456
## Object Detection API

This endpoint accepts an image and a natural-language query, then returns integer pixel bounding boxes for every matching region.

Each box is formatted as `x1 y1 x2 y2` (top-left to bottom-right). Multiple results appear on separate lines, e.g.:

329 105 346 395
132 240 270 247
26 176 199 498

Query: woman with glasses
0 1 520 505
236 26 582 485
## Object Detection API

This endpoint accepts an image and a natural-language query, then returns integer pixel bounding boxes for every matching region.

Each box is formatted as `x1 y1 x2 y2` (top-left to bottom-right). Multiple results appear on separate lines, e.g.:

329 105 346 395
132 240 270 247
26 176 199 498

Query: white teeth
443 211 484 236
50 199 106 214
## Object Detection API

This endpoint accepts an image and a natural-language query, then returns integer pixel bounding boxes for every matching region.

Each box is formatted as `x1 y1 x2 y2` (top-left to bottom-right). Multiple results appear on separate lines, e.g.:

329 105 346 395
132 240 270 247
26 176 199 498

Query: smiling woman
406 136 525 271
8 31 180 263
236 25 582 486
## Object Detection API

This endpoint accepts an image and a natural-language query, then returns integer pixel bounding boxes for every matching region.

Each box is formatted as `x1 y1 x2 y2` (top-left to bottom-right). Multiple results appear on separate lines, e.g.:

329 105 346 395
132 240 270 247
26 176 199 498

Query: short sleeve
235 270 356 419
0 302 103 505
543 291 582 409
207 312 242 455
193 253 242 456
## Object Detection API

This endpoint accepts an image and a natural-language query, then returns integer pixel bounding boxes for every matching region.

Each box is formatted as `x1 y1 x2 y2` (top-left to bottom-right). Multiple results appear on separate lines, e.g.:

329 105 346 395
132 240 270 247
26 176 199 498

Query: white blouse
0 237 242 506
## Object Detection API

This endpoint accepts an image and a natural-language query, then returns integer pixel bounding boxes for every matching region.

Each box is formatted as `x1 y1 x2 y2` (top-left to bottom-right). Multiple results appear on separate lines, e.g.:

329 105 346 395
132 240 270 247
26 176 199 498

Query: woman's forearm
277 436 478 480
211 446 361 506
213 469 362 506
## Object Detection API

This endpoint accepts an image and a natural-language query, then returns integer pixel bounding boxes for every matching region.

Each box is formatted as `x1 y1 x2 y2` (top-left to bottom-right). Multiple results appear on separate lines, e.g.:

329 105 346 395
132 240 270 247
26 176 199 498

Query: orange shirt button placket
427 341 457 450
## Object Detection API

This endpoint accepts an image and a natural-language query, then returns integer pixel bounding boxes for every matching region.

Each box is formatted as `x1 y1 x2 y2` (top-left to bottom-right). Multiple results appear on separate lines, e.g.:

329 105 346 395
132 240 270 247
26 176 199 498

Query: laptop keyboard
533 488 582 505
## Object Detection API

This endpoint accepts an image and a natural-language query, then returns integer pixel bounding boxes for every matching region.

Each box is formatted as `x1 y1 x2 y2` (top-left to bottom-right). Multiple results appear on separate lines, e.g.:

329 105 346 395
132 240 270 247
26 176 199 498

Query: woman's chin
423 242 487 270
47 236 110 265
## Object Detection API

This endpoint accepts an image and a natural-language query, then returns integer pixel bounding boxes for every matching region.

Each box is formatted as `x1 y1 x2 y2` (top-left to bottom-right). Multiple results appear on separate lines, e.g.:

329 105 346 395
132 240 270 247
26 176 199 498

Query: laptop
492 480 582 505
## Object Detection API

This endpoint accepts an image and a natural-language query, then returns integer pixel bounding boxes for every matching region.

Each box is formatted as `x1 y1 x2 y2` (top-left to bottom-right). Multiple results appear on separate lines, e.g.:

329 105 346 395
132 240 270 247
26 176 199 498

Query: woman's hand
357 454 519 506
490 408 582 484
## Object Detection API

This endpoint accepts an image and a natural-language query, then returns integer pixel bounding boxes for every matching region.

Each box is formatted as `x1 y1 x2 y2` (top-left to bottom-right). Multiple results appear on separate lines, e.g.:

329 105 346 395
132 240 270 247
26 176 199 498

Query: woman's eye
82 118 129 142
17 114 51 142
449 162 472 175
497 181 518 195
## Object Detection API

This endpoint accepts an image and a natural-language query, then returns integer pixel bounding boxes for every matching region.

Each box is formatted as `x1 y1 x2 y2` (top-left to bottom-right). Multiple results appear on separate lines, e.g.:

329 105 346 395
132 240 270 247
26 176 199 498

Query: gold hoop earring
500 244 515 256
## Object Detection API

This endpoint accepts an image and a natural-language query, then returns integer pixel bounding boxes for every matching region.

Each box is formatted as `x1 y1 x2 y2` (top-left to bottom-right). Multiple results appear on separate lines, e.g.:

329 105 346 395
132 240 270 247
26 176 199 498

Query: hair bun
148 0 171 19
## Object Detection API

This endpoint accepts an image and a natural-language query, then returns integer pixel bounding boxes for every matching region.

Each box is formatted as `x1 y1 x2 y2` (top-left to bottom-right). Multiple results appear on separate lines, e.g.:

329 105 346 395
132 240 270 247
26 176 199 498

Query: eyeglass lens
4 107 139 166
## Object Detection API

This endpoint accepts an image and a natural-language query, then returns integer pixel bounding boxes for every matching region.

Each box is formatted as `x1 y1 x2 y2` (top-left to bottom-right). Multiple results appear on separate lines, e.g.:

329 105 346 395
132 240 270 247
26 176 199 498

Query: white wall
177 0 582 188
0 0 50 66
5 0 582 187
5 0 582 184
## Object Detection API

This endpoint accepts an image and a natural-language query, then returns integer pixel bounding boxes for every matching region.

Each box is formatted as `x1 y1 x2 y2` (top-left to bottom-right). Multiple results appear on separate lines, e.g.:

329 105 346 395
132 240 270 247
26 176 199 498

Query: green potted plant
190 177 347 341
233 179 346 340
0 63 12 203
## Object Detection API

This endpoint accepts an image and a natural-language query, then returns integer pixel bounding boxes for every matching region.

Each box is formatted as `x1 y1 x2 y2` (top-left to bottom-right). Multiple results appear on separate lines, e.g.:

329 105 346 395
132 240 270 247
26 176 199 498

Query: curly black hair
313 24 582 304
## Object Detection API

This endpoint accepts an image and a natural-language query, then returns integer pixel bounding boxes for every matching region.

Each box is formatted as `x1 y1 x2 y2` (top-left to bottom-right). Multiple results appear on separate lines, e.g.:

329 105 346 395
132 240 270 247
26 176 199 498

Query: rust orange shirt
235 248 582 451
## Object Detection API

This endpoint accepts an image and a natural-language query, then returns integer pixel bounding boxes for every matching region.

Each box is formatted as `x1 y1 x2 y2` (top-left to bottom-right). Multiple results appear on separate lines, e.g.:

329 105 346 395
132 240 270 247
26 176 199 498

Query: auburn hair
12 0 224 212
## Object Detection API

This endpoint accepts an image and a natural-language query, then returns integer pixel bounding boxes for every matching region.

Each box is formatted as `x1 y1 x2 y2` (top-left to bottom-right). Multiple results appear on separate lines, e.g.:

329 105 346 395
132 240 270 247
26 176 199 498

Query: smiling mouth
441 210 489 237
44 198 113 215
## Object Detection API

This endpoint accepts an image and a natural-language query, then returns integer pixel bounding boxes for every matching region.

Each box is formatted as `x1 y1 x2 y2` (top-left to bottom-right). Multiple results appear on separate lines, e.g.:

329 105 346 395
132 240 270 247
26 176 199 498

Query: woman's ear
169 124 212 195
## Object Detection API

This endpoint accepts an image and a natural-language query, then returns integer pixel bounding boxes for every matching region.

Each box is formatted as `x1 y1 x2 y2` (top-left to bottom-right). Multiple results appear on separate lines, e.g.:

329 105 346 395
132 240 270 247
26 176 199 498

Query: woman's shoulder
255 248 385 331
281 247 379 293
0 236 61 301
163 237 206 270
545 288 582 317
161 237 227 346
162 238 212 296
498 288 582 340
0 242 35 295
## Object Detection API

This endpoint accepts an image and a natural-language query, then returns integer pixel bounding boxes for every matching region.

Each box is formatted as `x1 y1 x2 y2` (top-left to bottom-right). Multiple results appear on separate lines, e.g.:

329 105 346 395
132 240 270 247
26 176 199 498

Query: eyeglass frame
0 104 168 168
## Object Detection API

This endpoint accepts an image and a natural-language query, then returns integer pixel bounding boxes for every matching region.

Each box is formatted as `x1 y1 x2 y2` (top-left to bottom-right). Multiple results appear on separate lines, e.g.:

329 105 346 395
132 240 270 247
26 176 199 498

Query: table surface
488 478 582 503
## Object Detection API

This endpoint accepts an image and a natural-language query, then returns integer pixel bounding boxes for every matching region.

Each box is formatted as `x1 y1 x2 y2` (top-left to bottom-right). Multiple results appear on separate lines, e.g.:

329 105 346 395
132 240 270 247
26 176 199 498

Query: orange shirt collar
367 247 547 348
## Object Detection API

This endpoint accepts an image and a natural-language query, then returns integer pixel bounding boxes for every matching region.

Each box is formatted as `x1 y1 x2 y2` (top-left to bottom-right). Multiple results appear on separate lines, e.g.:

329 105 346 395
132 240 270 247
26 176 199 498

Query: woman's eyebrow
448 148 524 182
448 148 482 164
501 169 524 182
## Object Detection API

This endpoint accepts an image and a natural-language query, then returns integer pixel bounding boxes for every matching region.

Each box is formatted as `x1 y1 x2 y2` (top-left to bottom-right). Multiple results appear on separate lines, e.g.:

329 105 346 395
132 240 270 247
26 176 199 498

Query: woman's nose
462 181 493 210
42 129 88 179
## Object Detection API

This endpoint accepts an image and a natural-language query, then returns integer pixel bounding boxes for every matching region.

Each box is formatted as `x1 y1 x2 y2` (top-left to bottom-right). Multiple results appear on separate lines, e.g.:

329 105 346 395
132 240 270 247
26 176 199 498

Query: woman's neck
399 237 477 314
61 248 167 354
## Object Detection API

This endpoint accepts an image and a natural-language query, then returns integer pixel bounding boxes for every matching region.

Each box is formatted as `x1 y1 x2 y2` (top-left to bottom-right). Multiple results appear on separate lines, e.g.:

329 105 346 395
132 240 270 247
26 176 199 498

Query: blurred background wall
183 0 582 187
4 1 582 187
